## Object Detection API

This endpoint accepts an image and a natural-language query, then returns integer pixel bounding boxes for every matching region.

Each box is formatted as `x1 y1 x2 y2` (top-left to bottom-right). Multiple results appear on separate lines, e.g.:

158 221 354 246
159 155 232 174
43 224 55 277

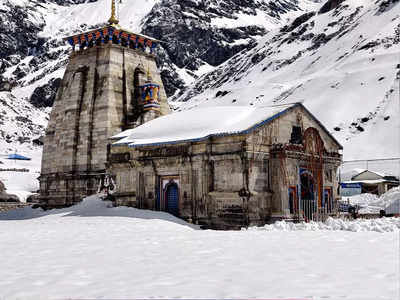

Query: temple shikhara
40 0 343 229
39 0 170 206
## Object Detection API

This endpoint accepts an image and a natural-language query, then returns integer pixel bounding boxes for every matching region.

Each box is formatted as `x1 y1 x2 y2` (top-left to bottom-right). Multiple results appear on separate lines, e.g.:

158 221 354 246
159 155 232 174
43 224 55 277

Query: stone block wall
109 136 273 229
0 203 31 213
40 43 169 207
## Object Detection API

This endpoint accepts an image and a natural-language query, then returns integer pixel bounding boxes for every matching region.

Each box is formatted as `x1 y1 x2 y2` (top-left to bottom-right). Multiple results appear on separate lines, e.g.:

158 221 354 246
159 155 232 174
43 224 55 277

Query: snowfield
248 217 400 233
0 196 398 300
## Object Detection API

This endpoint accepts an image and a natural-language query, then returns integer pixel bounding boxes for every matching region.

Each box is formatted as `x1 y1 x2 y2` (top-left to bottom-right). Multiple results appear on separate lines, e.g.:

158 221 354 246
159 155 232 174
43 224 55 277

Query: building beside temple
39 1 169 207
40 1 343 229
108 103 343 229
344 169 399 196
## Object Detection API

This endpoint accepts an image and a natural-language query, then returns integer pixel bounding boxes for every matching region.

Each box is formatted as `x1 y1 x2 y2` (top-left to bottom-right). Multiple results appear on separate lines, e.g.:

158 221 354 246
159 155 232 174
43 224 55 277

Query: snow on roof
352 169 388 180
113 103 297 147
343 179 391 185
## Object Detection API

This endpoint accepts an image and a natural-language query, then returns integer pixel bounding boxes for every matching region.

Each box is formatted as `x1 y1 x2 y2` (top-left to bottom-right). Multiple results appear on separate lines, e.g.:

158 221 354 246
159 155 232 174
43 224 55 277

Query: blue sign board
340 183 362 197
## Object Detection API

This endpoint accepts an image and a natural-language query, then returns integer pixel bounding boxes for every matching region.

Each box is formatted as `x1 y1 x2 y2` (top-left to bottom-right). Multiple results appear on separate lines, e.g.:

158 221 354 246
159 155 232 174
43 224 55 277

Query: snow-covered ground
249 216 400 232
0 196 398 300
341 188 400 215
382 187 400 215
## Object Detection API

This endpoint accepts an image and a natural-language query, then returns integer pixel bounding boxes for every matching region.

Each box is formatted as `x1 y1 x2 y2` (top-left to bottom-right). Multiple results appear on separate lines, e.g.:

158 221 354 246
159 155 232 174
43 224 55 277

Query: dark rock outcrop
0 76 15 92
0 180 5 193
0 3 45 60
282 12 316 32
142 0 301 96
378 0 400 12
319 0 346 14
29 78 62 108
42 0 98 5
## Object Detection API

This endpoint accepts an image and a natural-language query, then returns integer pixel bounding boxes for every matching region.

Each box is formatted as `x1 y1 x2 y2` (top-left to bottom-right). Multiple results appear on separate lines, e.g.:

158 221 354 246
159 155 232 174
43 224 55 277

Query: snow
210 1 322 32
176 0 400 161
382 187 400 215
352 169 388 179
343 193 383 214
343 179 390 184
0 196 398 300
211 10 281 31
342 189 400 215
0 148 42 202
113 103 294 147
248 216 400 233
340 168 368 181
41 0 158 38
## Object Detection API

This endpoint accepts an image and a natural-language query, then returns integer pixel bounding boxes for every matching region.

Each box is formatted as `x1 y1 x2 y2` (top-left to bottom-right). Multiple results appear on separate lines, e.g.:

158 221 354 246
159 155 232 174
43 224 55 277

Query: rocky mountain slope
0 0 398 161
0 0 317 154
173 0 400 160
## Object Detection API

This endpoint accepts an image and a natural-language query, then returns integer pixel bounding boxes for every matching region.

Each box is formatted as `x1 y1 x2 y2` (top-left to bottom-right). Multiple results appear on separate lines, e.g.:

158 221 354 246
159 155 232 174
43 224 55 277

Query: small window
290 126 303 144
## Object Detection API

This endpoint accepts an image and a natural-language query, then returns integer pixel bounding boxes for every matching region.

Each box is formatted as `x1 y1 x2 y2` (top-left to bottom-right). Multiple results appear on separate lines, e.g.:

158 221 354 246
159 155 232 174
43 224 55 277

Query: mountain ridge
172 0 400 160
0 0 398 162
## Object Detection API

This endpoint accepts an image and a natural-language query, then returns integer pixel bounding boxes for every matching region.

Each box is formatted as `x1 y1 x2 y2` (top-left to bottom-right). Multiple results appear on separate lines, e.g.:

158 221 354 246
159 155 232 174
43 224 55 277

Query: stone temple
39 1 169 207
40 1 343 229
109 103 343 229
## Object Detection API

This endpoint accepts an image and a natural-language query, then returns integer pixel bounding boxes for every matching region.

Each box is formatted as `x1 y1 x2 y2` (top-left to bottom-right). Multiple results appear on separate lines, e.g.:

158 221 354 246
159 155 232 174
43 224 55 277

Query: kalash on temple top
64 0 160 53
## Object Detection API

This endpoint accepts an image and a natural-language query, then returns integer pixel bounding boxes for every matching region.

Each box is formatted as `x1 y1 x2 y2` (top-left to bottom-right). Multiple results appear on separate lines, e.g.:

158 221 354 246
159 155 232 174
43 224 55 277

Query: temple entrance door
161 177 180 217
300 169 316 221
166 182 179 216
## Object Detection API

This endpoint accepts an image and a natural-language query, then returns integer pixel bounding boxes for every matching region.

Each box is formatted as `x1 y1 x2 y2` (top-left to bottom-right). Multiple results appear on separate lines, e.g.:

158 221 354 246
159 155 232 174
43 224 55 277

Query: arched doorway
302 127 325 221
165 181 179 217
300 169 316 221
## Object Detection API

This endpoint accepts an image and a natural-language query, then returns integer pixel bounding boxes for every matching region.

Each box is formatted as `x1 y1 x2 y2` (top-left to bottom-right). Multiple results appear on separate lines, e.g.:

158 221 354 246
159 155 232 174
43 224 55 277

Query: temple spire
108 0 119 26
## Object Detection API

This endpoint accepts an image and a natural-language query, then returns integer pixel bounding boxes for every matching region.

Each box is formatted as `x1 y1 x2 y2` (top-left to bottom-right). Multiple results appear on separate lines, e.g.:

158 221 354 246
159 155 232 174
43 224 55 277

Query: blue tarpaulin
7 154 31 161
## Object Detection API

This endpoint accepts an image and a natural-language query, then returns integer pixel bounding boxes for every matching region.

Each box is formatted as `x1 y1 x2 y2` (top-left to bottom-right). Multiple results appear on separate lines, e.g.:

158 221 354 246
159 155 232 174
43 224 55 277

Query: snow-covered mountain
173 0 400 160
0 0 399 162
0 0 316 154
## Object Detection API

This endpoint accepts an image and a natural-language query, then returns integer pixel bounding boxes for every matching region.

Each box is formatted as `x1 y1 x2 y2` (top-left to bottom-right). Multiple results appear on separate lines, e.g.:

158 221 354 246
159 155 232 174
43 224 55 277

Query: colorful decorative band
67 27 158 51
141 83 160 88
143 103 161 111
143 102 161 107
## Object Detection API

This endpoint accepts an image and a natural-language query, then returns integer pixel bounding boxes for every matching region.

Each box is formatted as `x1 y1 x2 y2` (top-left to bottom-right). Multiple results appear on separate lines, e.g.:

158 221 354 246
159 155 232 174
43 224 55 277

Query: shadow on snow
0 195 199 229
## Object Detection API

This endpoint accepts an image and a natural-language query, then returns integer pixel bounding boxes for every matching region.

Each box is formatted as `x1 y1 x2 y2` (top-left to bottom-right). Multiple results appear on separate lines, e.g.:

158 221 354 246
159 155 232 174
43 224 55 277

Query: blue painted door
166 183 179 216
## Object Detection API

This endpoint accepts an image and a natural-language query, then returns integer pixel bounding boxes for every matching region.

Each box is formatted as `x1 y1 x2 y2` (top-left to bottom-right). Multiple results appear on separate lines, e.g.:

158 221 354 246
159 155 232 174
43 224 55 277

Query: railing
295 200 337 223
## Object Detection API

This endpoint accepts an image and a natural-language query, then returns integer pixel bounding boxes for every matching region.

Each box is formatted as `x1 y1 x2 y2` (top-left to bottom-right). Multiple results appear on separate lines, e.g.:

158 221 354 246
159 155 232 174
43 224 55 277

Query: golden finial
108 0 119 25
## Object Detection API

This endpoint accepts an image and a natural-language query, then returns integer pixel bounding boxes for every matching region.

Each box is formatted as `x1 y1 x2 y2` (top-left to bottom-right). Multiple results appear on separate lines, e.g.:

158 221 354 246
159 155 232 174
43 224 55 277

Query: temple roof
112 103 295 147
64 25 160 43
112 103 343 149
64 25 160 49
